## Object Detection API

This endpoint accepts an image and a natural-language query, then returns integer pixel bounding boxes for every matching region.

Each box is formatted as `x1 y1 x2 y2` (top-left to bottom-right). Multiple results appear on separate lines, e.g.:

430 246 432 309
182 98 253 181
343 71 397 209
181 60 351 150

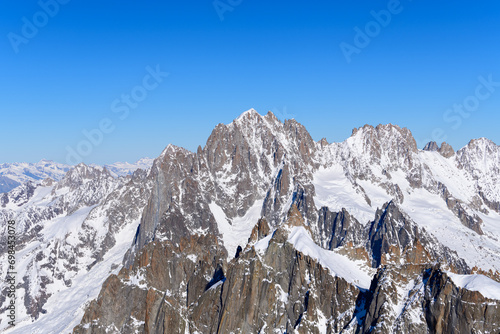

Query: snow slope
209 199 264 259
312 165 376 224
447 272 500 300
253 225 373 290
313 137 500 273
7 219 140 334
288 226 373 289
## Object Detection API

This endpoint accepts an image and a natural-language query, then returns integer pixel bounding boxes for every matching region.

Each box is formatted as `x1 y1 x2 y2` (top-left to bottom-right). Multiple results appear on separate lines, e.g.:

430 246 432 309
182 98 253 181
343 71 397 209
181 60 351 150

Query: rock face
423 141 455 158
456 138 500 214
423 141 439 152
3 109 500 333
316 207 364 250
74 234 226 334
438 142 455 158
74 208 364 334
359 264 500 334
365 201 468 273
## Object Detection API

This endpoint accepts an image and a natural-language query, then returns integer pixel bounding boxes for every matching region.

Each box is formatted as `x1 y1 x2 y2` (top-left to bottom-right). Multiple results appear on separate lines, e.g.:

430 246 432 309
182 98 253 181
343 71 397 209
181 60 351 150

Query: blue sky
1 1 499 164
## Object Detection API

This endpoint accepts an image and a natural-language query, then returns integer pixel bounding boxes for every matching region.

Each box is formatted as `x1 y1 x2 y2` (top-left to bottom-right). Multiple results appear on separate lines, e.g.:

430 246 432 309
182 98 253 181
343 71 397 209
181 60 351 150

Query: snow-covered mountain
99 158 155 178
2 109 500 333
0 164 152 332
0 160 71 193
0 158 154 194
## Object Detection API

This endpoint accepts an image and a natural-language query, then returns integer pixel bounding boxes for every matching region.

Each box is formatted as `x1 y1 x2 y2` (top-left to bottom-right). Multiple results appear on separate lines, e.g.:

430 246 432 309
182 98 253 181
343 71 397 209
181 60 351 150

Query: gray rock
438 141 455 158
423 141 439 151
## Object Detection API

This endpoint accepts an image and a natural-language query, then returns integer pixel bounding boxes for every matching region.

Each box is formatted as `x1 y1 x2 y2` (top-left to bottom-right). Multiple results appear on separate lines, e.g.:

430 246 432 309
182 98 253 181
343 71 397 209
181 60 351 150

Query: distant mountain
0 160 71 193
0 176 21 194
99 157 154 177
0 158 154 193
2 109 500 334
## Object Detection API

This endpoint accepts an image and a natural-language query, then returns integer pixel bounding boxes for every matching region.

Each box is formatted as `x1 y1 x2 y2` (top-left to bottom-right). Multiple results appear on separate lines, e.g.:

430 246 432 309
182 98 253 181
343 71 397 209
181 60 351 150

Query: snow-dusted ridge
447 272 500 300
209 199 264 260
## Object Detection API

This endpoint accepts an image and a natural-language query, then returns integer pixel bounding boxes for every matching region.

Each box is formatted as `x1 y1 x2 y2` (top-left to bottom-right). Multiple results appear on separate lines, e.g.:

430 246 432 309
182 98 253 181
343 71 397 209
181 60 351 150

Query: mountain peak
423 141 454 158
423 141 439 152
159 144 191 158
438 142 455 158
236 108 260 121
57 163 111 189
467 137 497 148
264 110 279 122
458 138 498 161
348 123 418 158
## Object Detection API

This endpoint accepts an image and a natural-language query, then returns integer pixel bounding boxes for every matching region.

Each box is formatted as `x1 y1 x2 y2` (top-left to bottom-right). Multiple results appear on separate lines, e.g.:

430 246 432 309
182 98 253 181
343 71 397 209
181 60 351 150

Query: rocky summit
2 109 500 333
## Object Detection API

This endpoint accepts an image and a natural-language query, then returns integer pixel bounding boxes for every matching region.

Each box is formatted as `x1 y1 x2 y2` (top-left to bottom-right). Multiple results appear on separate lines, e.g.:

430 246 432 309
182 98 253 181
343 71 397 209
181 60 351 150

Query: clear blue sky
1 1 499 164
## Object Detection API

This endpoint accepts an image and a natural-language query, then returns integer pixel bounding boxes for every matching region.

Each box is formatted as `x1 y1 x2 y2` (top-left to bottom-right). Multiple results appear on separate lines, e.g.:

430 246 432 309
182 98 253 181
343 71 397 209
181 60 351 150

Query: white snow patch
209 199 264 260
393 279 417 317
419 151 476 203
312 166 375 224
447 273 500 300
401 188 500 272
124 270 148 290
186 254 198 263
276 284 288 304
254 233 273 255
207 278 225 291
316 308 328 334
288 226 372 289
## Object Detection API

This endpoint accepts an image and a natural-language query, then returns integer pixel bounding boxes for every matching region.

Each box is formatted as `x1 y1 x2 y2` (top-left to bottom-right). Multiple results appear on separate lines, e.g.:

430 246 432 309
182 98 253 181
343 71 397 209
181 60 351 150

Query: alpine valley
1 109 500 333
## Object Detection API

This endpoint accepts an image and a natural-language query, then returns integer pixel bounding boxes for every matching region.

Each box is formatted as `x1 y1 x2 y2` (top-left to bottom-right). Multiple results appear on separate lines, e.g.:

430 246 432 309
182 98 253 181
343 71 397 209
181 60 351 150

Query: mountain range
0 158 154 193
1 109 500 333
